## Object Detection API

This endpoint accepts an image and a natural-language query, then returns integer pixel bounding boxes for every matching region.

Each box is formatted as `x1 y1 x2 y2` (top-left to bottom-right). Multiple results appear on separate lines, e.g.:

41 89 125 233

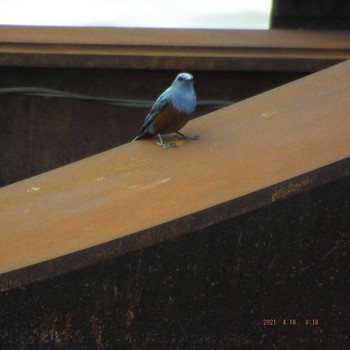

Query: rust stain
261 109 280 118
27 187 40 193
271 176 315 203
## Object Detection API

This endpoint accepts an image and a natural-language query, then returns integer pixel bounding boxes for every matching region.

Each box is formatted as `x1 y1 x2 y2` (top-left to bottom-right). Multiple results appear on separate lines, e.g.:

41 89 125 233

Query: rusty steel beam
1 59 350 291
0 26 350 71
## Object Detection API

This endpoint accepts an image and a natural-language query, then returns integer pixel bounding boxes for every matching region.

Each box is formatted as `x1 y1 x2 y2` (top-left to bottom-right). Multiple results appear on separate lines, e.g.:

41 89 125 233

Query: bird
132 72 199 148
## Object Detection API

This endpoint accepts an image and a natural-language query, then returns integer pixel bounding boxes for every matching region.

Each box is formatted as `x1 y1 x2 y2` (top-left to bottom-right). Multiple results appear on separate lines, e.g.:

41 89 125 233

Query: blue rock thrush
132 73 199 148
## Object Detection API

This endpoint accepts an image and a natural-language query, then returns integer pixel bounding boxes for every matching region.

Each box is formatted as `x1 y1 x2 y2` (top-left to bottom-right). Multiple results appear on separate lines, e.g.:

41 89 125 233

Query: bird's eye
178 76 184 81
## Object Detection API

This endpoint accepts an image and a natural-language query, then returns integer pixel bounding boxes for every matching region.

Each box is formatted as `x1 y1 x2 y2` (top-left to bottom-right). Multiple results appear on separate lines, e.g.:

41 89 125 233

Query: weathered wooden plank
1 59 350 291
0 26 349 71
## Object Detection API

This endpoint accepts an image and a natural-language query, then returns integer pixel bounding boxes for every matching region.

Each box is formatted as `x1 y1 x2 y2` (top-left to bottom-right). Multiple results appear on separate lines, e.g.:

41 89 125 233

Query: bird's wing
139 87 172 132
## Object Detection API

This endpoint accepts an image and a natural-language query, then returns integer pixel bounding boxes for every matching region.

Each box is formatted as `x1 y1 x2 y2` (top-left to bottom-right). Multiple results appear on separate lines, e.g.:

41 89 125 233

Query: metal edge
1 156 349 292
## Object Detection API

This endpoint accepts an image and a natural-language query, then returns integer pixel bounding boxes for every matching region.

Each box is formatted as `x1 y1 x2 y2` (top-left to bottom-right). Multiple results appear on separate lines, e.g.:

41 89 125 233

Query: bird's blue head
173 73 193 86
170 73 196 114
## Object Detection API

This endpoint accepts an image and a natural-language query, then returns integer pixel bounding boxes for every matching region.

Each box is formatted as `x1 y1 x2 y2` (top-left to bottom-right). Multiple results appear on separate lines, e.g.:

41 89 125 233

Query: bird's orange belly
152 102 190 135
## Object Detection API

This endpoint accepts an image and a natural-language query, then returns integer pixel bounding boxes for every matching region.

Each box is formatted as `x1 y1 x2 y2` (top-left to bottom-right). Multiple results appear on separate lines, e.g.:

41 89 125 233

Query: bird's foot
175 132 200 141
157 134 176 149
157 141 177 149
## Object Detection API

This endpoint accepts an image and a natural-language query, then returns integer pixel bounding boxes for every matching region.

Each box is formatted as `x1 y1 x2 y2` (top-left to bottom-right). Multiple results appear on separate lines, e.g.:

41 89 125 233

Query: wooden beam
1 59 350 291
0 26 349 71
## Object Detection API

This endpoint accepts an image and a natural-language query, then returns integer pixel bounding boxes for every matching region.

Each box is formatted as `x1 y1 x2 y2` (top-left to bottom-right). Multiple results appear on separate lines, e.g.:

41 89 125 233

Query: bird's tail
132 131 152 142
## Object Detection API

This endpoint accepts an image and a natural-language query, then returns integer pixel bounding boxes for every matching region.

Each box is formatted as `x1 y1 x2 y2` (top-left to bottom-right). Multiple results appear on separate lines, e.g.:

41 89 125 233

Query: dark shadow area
271 0 350 29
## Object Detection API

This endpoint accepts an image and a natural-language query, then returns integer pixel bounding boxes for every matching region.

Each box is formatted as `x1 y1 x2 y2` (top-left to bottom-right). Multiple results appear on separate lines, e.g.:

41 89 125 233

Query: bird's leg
175 131 200 141
156 134 176 149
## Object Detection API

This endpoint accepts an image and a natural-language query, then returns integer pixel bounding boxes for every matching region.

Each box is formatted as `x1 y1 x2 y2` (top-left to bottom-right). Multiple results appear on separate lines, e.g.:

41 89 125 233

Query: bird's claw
175 132 200 141
187 135 200 141
157 141 176 149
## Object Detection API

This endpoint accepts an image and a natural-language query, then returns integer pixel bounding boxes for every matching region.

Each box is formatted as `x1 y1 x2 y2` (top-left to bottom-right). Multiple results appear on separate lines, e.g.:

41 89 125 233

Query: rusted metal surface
0 26 350 71
0 176 348 347
1 60 350 291
1 174 348 347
